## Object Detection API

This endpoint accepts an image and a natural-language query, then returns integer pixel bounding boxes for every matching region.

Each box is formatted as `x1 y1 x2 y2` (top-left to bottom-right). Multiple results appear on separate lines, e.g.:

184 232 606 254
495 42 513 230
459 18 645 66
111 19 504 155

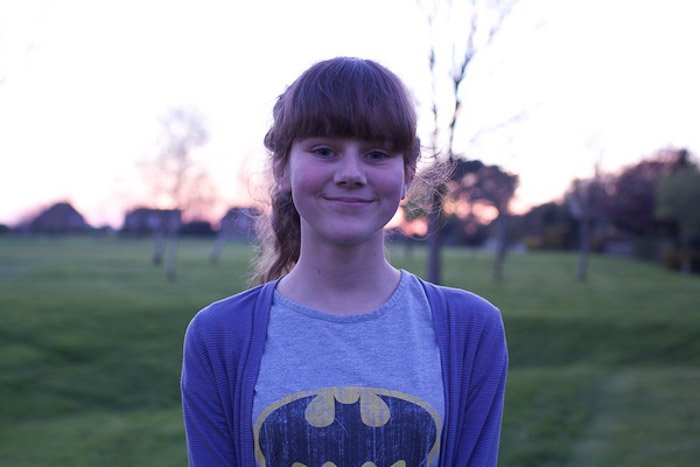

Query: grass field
1 236 698 466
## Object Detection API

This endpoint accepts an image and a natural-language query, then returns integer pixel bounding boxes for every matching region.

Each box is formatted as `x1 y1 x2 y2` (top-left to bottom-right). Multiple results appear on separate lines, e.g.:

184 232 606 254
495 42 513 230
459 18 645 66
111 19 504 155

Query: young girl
181 57 508 466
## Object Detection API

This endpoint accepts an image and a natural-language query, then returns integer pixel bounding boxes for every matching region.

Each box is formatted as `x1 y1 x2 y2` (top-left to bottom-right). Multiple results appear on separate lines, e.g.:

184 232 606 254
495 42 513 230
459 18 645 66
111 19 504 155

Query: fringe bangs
277 58 417 156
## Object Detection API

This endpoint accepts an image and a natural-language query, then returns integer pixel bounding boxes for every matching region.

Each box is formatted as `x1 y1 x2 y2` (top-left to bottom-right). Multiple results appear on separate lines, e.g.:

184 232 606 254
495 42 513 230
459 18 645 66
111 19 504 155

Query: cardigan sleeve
422 279 508 467
459 306 508 466
181 313 237 466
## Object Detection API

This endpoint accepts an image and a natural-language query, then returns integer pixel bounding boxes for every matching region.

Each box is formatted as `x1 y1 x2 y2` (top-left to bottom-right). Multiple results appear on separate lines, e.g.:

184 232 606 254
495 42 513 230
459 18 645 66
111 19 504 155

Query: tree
606 148 689 239
446 159 518 281
146 107 213 217
516 202 578 250
419 0 519 284
565 169 609 282
142 107 212 280
656 159 700 273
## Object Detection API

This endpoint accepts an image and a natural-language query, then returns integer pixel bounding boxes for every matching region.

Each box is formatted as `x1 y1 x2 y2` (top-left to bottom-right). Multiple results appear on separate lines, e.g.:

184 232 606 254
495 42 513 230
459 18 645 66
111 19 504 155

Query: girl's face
282 137 412 249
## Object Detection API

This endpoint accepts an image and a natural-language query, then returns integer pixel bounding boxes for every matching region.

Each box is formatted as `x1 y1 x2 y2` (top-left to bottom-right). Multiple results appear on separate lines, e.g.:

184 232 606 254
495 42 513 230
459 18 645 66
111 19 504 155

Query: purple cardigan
181 278 508 466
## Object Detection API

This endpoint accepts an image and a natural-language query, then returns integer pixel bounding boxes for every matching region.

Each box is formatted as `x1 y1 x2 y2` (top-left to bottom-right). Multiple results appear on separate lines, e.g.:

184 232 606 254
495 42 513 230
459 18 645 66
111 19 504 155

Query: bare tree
419 0 518 284
142 107 212 280
149 108 211 212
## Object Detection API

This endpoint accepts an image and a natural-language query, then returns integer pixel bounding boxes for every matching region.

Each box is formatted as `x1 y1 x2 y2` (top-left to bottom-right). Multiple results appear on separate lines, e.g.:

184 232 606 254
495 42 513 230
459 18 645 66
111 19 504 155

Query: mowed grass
1 236 699 466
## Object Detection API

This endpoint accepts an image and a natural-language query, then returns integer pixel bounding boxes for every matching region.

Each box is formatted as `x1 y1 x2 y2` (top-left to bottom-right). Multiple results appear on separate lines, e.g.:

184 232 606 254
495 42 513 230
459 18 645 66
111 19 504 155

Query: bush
662 249 700 273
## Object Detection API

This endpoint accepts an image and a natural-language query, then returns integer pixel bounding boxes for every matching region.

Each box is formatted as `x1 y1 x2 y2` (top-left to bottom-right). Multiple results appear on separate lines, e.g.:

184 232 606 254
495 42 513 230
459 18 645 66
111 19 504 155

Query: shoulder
415 275 504 337
192 284 265 326
185 282 275 349
194 285 264 324
417 276 499 317
437 284 499 317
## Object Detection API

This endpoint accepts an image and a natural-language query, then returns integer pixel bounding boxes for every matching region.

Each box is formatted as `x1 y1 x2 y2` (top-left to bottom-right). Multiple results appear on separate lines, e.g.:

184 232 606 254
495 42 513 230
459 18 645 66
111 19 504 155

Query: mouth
324 196 373 205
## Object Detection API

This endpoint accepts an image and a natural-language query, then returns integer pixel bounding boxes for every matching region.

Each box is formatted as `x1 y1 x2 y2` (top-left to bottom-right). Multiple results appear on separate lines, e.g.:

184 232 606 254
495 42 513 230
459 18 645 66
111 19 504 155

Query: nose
333 153 366 187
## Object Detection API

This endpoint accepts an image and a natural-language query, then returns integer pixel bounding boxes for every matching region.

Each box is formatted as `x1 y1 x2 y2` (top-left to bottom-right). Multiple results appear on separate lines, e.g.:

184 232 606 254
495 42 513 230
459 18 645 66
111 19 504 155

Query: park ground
1 236 699 466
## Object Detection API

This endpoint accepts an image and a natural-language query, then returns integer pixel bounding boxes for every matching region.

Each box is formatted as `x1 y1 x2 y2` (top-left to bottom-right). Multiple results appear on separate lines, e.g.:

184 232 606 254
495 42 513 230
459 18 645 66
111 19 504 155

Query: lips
324 196 373 205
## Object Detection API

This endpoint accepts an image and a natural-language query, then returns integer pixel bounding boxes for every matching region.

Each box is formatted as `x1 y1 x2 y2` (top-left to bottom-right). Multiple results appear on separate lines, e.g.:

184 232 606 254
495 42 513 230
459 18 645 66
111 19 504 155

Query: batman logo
254 387 442 466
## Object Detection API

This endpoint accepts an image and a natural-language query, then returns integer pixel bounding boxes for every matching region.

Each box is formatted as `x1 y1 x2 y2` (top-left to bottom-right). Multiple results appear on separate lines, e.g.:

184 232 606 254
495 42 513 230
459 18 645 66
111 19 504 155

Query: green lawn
1 236 698 466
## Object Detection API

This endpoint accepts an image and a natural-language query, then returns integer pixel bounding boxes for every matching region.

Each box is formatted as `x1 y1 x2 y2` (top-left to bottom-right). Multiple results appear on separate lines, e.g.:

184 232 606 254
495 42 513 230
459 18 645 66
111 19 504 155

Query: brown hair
254 57 422 283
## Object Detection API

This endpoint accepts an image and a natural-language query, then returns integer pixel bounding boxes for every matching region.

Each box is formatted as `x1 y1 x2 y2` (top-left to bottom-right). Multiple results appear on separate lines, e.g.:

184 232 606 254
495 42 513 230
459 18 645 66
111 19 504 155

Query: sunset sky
1 0 699 228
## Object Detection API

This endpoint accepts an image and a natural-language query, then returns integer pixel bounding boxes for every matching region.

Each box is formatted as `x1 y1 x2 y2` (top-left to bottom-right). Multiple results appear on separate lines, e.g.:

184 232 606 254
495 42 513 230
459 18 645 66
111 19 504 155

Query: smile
324 196 373 205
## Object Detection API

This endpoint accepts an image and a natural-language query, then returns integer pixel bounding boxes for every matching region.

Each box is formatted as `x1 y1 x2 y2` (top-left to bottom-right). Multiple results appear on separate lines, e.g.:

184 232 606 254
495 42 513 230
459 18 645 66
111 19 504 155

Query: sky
1 0 699 228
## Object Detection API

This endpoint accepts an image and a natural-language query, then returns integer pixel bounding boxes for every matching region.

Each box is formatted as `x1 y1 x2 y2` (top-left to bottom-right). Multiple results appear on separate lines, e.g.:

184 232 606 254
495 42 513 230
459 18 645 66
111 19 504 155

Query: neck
277 236 401 314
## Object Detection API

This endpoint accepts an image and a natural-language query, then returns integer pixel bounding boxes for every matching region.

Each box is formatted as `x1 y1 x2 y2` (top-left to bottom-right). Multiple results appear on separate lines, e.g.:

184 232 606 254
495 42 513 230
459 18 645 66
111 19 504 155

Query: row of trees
559 147 700 277
396 146 700 280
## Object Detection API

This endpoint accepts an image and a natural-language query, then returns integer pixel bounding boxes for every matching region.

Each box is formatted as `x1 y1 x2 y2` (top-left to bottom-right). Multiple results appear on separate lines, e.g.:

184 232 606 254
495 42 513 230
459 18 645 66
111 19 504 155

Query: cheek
376 171 407 201
288 163 330 208
290 167 323 194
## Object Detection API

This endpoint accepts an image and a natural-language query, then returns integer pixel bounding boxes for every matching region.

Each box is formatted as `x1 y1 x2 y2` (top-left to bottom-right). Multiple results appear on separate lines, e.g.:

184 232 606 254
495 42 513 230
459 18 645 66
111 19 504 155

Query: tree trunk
576 217 590 282
680 235 692 275
152 229 165 265
164 210 180 281
403 236 414 261
493 213 508 282
426 194 443 285
210 229 228 264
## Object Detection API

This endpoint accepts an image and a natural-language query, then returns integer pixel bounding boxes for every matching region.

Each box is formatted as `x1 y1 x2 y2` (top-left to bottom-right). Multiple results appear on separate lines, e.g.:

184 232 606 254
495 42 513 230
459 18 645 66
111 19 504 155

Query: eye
366 150 391 161
311 147 336 158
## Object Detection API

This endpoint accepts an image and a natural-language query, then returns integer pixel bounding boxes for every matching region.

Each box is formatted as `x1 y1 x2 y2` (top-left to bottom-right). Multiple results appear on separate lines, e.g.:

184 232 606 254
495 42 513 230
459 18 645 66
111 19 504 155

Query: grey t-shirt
252 270 444 466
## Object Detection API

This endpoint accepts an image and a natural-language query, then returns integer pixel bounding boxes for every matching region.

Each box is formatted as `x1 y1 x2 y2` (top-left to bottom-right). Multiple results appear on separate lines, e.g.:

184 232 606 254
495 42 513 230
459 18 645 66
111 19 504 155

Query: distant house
209 206 259 263
218 207 258 238
28 202 92 234
122 208 181 236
